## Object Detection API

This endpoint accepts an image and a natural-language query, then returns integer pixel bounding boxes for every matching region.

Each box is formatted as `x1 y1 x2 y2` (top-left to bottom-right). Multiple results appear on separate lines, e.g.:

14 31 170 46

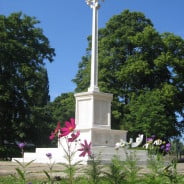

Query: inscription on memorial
94 100 108 125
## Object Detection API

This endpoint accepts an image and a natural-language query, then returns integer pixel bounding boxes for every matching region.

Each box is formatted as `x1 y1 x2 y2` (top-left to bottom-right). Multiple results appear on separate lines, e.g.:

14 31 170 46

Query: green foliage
0 176 21 184
170 138 184 159
62 161 77 184
1 157 184 184
29 105 54 147
105 156 126 184
87 154 104 184
43 158 56 184
147 154 166 177
48 93 75 128
72 56 90 93
13 159 35 184
163 160 180 183
43 170 51 182
145 154 184 184
73 9 184 138
0 145 21 160
15 168 25 182
124 88 178 138
0 12 55 149
123 152 140 183
58 137 81 184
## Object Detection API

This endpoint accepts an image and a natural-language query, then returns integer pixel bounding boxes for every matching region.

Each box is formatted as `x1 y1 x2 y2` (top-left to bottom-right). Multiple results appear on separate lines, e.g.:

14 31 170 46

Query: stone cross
86 0 103 92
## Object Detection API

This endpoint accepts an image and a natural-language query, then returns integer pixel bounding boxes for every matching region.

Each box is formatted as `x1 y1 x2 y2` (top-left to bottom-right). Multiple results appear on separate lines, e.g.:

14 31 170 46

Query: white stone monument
75 0 127 161
12 0 128 164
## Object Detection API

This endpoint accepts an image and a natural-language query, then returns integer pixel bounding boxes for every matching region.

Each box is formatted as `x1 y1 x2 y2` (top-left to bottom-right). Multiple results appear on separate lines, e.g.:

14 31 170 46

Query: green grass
1 175 184 184
1 154 184 184
0 176 41 184
0 176 109 184
0 176 15 184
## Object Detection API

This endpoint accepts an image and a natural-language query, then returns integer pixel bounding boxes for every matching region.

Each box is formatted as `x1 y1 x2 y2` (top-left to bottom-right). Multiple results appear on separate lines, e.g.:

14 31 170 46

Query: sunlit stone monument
74 0 127 161
12 0 129 164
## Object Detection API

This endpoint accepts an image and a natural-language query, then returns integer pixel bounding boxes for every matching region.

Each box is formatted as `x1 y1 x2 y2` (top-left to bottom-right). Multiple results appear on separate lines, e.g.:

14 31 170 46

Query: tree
73 10 184 138
48 92 75 127
28 105 54 147
124 87 178 139
0 12 55 145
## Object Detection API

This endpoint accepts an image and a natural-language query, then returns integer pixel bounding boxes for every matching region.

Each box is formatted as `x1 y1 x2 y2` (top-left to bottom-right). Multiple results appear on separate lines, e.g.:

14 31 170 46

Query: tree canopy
73 10 184 139
0 12 55 145
48 92 75 127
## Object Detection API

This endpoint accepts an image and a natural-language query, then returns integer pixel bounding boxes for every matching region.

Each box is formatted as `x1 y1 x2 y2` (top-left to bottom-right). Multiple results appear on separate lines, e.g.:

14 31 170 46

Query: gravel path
0 161 87 179
0 161 184 179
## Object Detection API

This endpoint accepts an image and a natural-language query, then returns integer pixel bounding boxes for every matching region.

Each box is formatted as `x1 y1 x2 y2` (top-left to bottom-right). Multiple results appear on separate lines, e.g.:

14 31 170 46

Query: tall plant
13 143 35 184
49 118 91 184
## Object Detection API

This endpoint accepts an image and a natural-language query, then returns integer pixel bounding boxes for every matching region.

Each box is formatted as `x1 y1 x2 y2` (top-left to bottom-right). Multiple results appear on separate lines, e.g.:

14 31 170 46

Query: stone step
91 146 148 164
12 146 148 165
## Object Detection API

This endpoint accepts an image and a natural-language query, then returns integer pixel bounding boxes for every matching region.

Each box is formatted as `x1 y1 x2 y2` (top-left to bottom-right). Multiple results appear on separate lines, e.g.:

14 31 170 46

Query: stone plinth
12 91 127 164
75 91 113 129
74 91 127 163
78 128 127 147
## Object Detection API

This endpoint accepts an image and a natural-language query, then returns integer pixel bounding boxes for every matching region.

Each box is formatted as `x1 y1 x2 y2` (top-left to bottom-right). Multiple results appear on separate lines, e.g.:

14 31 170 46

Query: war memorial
13 0 146 164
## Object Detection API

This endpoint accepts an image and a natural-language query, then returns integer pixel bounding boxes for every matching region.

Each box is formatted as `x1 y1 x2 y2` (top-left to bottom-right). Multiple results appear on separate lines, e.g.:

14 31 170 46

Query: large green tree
124 85 178 139
73 10 184 138
0 12 55 145
48 92 75 127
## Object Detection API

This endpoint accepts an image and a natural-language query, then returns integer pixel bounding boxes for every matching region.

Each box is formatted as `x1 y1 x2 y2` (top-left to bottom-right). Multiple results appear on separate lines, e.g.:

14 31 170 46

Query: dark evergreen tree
0 12 55 146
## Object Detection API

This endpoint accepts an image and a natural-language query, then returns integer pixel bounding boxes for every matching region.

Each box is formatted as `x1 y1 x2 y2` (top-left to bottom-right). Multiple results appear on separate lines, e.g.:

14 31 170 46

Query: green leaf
14 159 25 168
43 170 51 181
15 168 25 181
25 159 35 167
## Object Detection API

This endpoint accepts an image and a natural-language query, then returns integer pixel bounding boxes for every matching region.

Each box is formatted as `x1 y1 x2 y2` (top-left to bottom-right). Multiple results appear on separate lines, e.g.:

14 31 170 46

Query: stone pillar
75 91 113 130
74 0 127 149
87 0 100 92
75 91 127 148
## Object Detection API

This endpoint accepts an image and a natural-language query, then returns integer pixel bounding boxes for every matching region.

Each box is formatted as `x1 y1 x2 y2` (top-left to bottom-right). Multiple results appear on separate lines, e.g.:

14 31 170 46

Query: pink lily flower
68 131 80 142
60 118 76 137
78 140 92 157
49 121 61 140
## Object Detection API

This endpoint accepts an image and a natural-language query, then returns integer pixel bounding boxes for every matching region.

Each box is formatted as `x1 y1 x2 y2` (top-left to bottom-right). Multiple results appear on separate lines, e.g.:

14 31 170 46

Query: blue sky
1 0 184 101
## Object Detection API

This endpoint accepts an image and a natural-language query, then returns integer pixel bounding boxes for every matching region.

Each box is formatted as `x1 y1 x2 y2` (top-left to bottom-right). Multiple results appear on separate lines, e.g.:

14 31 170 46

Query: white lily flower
115 142 121 149
153 139 162 146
